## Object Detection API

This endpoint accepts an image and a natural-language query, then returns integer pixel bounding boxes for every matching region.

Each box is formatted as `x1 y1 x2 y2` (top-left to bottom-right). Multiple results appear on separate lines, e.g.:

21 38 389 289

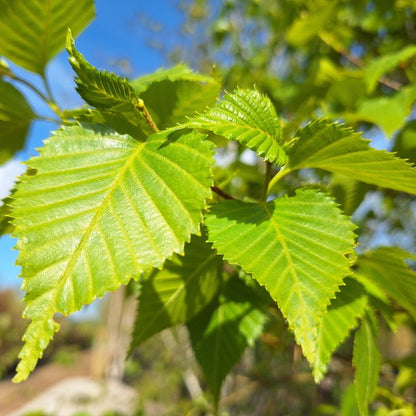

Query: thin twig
319 33 402 91
135 99 159 133
211 185 234 200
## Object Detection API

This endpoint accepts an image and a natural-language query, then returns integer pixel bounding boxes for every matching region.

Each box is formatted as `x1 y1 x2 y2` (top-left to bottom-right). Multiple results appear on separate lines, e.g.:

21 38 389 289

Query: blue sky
0 0 188 288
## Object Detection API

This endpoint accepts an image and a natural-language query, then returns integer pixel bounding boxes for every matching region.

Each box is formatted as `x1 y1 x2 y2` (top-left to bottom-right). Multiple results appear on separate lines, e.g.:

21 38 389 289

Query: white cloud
0 159 26 203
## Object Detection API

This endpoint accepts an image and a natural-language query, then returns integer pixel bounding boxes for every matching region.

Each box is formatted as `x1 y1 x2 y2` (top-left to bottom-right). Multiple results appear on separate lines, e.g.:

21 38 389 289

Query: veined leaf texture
205 189 356 365
10 125 214 381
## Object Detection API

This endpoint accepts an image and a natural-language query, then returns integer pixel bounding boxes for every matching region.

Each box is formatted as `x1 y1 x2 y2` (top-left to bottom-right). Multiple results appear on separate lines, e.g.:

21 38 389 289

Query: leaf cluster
0 1 416 414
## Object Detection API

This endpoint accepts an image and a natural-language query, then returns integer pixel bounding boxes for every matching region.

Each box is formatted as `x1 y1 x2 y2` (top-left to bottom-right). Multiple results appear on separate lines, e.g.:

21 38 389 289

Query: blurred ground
0 350 137 416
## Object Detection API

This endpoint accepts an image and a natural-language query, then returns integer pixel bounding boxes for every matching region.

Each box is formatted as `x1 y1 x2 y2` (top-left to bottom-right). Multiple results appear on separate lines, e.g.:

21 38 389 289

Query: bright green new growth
205 189 356 367
11 125 214 381
2 5 416 411
184 89 287 165
67 33 141 113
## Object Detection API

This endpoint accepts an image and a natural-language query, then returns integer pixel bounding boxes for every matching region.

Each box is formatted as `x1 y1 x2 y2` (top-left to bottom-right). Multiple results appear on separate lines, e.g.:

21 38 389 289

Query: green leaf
131 64 221 130
285 5 336 46
66 35 151 139
0 0 95 74
340 383 360 416
353 311 380 416
286 119 416 194
350 84 416 136
184 89 286 165
365 45 416 93
132 64 218 95
205 189 356 363
313 278 368 381
393 120 416 165
0 196 14 235
67 34 140 112
188 276 268 403
130 234 222 348
355 248 416 321
0 79 34 164
329 175 371 216
10 125 214 382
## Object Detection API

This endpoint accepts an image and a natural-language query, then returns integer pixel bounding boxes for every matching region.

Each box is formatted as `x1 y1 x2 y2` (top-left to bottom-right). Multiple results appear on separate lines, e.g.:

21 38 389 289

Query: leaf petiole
135 99 159 133
260 162 273 202
267 166 290 195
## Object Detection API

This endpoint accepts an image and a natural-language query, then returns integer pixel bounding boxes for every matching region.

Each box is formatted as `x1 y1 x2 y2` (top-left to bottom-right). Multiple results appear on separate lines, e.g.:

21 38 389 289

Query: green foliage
364 46 416 93
313 278 368 381
0 197 14 235
0 0 95 75
355 248 416 321
131 64 221 131
285 119 416 194
205 190 356 369
130 235 222 347
353 311 381 416
1 0 416 413
67 34 141 114
11 125 214 382
188 276 268 403
185 89 286 165
0 79 34 164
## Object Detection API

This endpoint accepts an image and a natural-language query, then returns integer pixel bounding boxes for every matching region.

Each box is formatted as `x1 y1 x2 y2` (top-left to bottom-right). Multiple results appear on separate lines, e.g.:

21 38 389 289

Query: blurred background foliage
1 0 416 415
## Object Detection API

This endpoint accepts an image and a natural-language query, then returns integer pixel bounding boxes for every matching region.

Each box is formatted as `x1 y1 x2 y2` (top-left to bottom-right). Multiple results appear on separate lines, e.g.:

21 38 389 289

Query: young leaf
205 189 356 363
365 45 416 93
130 235 222 348
184 89 287 165
355 248 416 321
350 84 416 137
66 35 151 139
313 278 368 381
131 64 221 130
0 80 34 164
353 311 380 416
10 125 214 382
132 63 219 95
0 0 95 74
188 276 268 403
67 34 140 112
286 119 416 194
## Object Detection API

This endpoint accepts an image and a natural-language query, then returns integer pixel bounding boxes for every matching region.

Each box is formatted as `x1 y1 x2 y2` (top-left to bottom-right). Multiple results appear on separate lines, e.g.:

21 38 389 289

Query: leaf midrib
52 141 145 304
